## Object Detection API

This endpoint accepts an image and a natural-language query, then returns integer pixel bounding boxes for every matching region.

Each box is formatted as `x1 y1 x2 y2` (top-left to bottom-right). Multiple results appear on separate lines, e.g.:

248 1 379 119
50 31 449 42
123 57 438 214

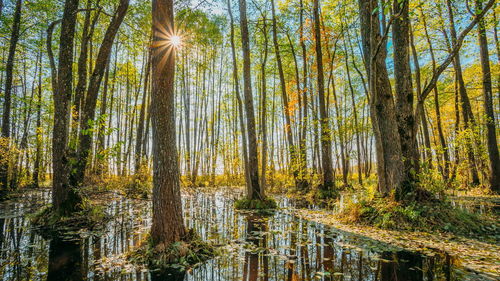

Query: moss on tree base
337 197 497 236
234 197 277 210
129 229 215 272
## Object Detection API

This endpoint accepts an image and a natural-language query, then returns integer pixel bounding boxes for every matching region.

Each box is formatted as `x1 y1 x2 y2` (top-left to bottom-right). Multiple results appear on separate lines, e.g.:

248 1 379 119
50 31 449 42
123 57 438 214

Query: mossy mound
315 188 340 200
234 197 277 210
30 200 107 238
129 229 214 272
337 197 497 236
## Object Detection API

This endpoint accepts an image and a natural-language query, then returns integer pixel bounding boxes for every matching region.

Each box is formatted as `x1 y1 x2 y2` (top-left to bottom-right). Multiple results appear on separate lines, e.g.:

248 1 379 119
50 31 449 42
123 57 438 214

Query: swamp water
0 189 493 281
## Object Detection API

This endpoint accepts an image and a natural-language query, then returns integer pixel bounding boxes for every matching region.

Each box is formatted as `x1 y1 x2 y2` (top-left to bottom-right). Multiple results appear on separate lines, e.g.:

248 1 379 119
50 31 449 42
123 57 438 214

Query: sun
169 35 182 48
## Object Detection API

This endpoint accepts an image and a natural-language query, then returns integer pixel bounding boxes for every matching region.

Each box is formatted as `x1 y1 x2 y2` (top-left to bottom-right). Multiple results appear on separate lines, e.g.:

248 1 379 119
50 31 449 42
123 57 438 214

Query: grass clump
123 164 152 199
337 197 496 236
129 229 214 272
234 197 277 210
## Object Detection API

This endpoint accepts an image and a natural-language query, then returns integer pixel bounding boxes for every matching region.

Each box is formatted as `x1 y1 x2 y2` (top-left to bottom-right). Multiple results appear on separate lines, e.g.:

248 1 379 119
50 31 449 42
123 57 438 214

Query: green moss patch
129 229 215 272
234 197 277 210
337 197 497 236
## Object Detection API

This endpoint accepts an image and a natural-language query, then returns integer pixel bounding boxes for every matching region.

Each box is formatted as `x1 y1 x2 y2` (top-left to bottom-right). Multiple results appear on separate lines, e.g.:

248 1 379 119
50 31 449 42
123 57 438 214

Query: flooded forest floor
0 187 499 280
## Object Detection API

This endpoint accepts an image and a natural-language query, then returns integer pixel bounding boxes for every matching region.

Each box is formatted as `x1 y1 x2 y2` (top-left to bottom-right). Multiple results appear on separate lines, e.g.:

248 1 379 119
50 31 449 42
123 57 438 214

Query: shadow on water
0 189 494 280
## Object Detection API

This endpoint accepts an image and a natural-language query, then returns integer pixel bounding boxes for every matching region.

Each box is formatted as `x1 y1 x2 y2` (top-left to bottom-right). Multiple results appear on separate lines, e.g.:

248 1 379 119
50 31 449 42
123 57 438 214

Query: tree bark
135 48 151 172
238 0 262 199
313 0 335 192
72 0 129 187
0 0 22 194
393 0 418 200
358 0 403 196
52 0 81 214
150 0 186 246
445 0 480 185
475 0 500 193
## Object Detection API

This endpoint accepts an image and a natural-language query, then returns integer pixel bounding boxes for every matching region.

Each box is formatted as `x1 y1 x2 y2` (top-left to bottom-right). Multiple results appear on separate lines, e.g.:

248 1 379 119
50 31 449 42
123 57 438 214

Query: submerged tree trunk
238 0 262 199
150 0 186 246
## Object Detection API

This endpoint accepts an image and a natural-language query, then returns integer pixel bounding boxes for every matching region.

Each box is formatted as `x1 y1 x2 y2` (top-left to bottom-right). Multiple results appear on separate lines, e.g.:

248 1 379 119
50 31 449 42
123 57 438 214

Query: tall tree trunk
409 23 432 168
259 13 269 191
135 48 151 172
421 9 450 179
342 28 363 186
313 0 335 192
270 0 303 190
52 0 81 214
299 0 309 190
445 0 480 185
0 0 22 194
33 50 43 188
358 0 403 197
72 0 93 142
393 0 418 200
150 0 186 246
72 0 129 188
238 0 262 199
475 0 500 193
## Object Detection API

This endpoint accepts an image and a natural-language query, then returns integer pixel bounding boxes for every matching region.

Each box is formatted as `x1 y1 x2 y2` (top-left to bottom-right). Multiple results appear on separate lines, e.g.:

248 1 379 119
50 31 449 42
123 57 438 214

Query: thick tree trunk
0 0 22 194
475 0 500 193
150 0 186 246
52 0 81 214
238 0 262 199
313 0 335 192
358 0 403 197
393 0 418 200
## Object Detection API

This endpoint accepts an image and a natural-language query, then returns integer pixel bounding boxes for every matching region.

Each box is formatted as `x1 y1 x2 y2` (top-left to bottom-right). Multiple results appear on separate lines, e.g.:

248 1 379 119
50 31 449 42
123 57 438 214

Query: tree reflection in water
47 237 83 281
243 215 269 281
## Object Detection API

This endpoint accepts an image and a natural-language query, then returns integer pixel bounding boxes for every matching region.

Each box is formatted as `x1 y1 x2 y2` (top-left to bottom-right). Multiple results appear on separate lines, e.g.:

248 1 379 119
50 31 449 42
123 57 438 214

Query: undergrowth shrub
336 196 494 235
234 197 277 210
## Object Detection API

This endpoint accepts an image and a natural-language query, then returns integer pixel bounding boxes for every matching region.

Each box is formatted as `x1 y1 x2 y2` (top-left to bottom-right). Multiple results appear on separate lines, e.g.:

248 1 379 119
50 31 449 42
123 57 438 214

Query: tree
52 0 81 214
0 0 22 195
313 0 335 193
150 0 186 246
358 0 403 197
393 0 418 200
238 0 262 200
474 0 500 193
71 0 129 188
